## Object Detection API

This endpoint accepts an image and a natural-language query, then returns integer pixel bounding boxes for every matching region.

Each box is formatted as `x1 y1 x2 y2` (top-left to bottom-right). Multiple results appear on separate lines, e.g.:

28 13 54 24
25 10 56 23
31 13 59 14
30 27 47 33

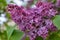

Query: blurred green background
0 0 25 40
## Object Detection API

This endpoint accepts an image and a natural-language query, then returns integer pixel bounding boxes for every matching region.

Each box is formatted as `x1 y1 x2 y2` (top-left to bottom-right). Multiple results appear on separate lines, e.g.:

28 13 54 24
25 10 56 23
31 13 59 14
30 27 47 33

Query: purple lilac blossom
37 27 48 39
7 1 57 40
45 19 57 31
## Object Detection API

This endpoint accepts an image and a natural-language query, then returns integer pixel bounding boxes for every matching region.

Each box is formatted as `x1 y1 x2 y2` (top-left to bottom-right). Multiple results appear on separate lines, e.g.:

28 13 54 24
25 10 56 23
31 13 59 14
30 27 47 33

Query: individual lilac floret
45 19 57 31
7 1 57 40
28 30 37 40
37 27 48 39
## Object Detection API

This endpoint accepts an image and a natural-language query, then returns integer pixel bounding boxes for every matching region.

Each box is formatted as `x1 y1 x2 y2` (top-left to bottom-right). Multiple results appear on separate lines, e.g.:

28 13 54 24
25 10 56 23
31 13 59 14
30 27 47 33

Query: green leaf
6 13 11 19
10 30 24 40
52 0 56 4
6 26 15 40
53 15 60 30
0 31 7 40
35 36 43 40
48 31 60 40
0 0 7 6
25 37 30 40
0 37 1 40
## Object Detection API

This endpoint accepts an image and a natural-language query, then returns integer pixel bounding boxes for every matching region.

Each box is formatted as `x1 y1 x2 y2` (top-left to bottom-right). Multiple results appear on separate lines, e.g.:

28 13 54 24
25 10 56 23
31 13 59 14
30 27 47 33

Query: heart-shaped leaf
10 30 24 40
6 26 15 40
53 15 60 30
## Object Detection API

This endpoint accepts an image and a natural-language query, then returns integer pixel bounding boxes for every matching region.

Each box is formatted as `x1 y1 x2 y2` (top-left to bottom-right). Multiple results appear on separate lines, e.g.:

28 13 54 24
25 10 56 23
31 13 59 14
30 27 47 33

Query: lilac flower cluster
7 1 57 40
